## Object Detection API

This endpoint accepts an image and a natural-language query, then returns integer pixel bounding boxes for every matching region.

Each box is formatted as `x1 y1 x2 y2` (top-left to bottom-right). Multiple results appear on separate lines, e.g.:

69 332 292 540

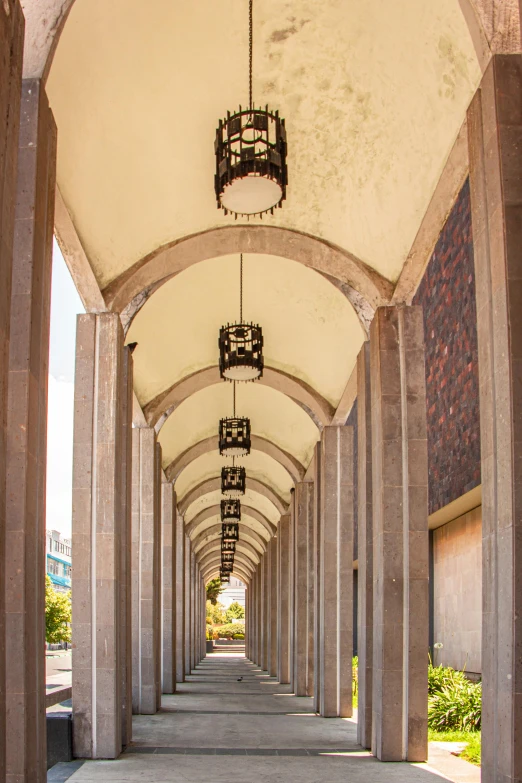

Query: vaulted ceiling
44 0 484 583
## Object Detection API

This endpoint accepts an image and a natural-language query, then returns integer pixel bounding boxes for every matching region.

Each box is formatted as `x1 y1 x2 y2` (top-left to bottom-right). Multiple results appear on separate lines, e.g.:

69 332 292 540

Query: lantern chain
249 0 253 112
240 253 243 323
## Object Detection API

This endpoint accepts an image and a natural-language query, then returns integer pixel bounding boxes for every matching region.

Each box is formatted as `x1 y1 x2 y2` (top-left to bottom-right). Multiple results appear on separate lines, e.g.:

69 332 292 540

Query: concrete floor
49 651 480 782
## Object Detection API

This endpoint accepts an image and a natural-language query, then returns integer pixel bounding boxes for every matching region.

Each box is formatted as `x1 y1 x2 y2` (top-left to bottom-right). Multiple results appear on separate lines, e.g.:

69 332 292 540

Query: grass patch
428 729 481 766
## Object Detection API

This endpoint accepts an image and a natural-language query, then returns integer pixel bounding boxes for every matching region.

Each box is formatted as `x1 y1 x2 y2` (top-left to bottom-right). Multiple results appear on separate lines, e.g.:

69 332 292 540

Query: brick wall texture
413 179 481 514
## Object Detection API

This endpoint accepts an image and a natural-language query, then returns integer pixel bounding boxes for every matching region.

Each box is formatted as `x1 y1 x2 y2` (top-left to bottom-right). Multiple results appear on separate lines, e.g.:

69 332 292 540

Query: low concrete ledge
46 686 72 708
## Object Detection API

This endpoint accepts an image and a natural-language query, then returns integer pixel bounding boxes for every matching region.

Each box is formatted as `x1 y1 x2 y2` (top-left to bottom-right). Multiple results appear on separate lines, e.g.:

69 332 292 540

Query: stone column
357 342 373 749
253 565 260 665
318 426 354 718
184 536 191 675
175 513 185 682
190 551 196 670
312 443 321 713
0 7 23 779
72 314 131 758
4 77 55 780
131 427 161 715
269 536 278 677
468 54 522 783
277 514 292 684
370 306 428 761
154 444 162 707
161 482 176 693
293 482 314 696
261 553 269 670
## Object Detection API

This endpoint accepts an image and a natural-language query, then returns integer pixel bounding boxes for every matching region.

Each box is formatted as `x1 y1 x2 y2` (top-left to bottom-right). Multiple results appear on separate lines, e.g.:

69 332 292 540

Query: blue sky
46 240 85 536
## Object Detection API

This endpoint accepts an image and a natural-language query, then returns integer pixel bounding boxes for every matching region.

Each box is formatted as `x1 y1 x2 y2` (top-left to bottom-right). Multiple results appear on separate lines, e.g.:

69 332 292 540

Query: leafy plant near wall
206 600 226 625
225 601 245 622
216 622 245 639
428 661 481 731
206 578 224 605
45 575 72 644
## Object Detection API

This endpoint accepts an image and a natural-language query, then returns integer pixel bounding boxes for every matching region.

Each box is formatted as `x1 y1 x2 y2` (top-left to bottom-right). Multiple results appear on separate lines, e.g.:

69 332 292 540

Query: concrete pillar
161 482 176 693
72 315 131 758
0 7 23 778
154 444 162 707
357 342 373 749
254 565 260 665
318 426 354 718
312 443 321 713
131 427 161 715
184 536 191 675
175 513 185 682
370 306 428 761
293 482 314 696
4 77 55 780
261 553 269 670
468 54 522 783
277 514 292 684
190 551 196 670
269 536 278 677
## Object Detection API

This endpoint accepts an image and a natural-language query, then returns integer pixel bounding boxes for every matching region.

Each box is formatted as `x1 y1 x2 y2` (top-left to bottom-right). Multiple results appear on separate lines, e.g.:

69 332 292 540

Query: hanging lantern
214 1 287 217
221 499 241 522
222 522 239 543
219 417 251 456
221 539 236 553
221 561 234 573
219 323 263 381
221 465 246 497
220 571 230 583
222 551 235 564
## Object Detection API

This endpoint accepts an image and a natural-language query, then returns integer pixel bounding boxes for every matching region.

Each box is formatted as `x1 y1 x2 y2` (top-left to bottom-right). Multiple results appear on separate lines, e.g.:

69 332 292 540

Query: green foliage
352 655 358 696
215 622 245 639
206 600 226 625
206 578 224 605
225 601 245 622
461 734 481 765
232 633 245 640
428 662 481 731
428 729 481 766
45 575 72 644
206 624 213 640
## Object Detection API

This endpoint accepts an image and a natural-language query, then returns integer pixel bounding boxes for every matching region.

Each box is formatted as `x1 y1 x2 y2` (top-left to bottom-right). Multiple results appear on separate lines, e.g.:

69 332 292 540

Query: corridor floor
49 651 479 782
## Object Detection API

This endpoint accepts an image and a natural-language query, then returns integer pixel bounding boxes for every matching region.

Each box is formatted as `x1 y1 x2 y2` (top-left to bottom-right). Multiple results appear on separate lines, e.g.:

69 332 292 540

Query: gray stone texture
370 306 429 762
131 427 161 715
467 53 522 783
184 537 191 675
261 553 269 671
72 314 131 759
269 537 278 677
175 514 185 682
312 443 321 713
318 427 354 718
6 75 55 782
277 515 292 684
0 6 23 778
356 342 373 749
293 482 314 697
161 482 176 693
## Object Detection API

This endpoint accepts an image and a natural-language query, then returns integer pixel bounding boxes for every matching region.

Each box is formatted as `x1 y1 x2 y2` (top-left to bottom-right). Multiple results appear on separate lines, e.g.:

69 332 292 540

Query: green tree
206 599 226 625
225 601 245 622
45 575 72 644
206 578 224 605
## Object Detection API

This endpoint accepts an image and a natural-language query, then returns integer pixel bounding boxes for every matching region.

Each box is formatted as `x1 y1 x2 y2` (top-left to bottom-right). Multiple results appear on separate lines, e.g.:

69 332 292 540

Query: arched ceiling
43 0 484 579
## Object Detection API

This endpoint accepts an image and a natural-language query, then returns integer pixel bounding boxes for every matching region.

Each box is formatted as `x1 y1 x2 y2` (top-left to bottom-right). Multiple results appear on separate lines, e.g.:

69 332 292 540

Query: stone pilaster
72 314 130 758
175 513 185 682
357 342 373 749
293 482 314 696
119 347 133 747
370 306 428 761
277 514 292 684
190 551 196 670
468 54 522 783
0 7 23 778
5 77 55 780
269 536 278 677
184 535 191 675
318 427 354 718
161 482 176 693
131 427 161 715
261 552 269 671
312 443 321 713
154 443 162 707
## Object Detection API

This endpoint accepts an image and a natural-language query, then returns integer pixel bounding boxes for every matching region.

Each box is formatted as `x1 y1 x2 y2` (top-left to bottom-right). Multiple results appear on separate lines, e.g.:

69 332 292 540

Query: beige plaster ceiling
185 489 279 526
127 254 362 408
47 0 481 288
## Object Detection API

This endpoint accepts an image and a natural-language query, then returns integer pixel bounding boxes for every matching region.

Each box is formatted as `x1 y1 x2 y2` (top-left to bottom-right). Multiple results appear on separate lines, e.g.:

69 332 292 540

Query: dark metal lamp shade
219 323 263 382
222 522 239 543
222 551 234 564
221 540 236 553
215 107 287 217
221 466 246 497
221 499 241 522
219 417 251 456
220 571 230 583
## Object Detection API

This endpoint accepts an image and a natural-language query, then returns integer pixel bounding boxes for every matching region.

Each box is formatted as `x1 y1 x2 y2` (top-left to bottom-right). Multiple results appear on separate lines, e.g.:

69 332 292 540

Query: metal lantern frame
219 323 264 381
215 106 287 218
221 561 234 573
222 522 239 543
221 539 236 553
222 551 235 564
221 465 246 497
219 417 251 456
220 571 231 583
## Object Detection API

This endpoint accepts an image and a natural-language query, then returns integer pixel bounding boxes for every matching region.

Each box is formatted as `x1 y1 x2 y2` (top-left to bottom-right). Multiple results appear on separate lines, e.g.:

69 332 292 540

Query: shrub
352 656 358 696
232 633 245 640
45 576 71 644
428 663 481 731
215 622 245 639
225 601 245 622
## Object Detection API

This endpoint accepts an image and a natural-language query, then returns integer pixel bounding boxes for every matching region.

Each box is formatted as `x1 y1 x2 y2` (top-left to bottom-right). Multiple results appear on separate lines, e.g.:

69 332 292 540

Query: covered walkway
49 651 479 782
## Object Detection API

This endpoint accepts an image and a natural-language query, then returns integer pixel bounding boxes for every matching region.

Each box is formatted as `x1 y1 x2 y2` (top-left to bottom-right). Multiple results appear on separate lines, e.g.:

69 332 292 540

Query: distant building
220 575 245 609
46 530 72 592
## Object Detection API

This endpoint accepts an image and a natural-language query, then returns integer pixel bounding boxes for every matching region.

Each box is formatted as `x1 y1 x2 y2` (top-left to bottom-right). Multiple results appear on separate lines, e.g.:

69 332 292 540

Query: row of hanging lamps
214 0 288 218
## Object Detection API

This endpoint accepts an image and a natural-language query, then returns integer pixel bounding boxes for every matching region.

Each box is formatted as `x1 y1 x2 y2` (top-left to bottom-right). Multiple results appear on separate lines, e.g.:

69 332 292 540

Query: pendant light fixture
221 499 241 523
221 465 246 497
220 573 231 583
219 255 264 382
222 522 240 543
214 0 287 217
221 540 236 554
219 381 252 457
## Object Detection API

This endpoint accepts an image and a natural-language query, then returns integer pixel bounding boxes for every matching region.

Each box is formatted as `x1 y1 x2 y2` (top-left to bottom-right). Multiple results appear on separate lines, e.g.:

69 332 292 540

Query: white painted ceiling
46 0 482 582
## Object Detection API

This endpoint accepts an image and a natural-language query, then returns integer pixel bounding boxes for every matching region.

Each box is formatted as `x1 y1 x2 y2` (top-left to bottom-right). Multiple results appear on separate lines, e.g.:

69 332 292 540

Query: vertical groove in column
175 513 185 682
278 515 291 683
269 536 278 676
294 482 313 696
261 553 269 670
184 536 191 675
161 483 176 694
